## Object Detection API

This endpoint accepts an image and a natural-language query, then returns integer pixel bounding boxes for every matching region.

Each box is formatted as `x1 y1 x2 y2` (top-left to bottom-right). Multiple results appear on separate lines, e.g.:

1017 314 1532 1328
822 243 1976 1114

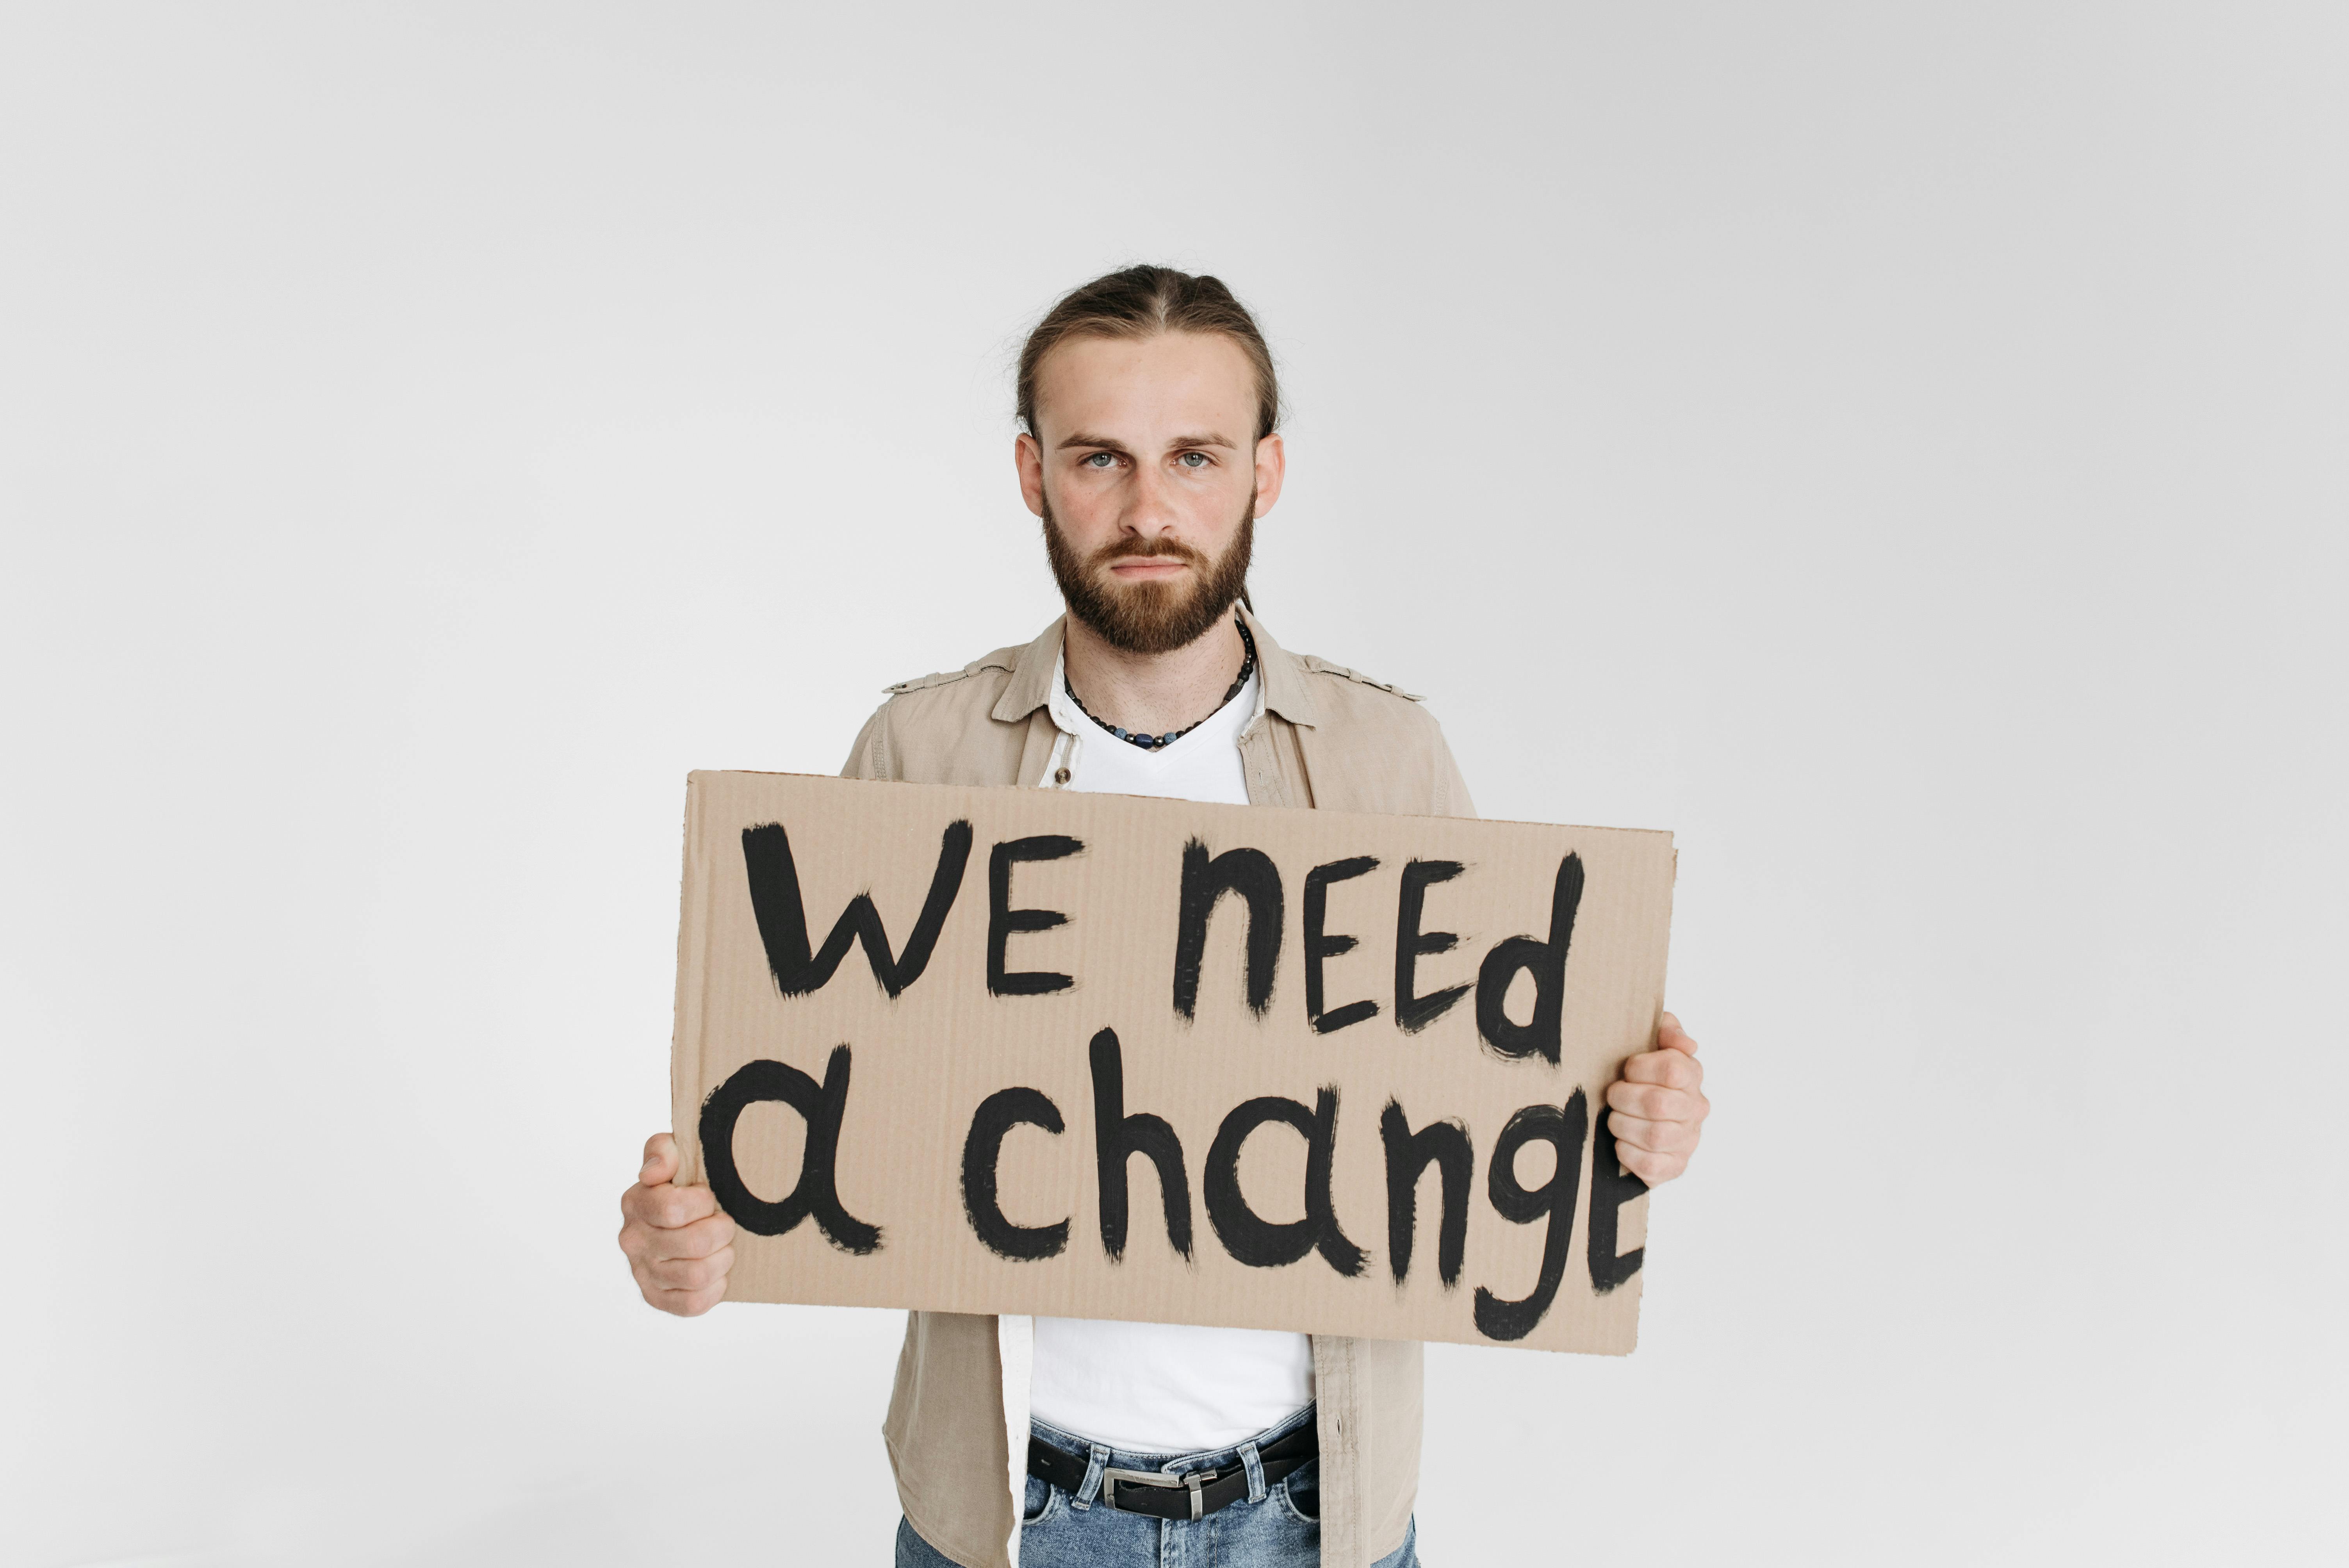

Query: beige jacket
841 606 1476 1568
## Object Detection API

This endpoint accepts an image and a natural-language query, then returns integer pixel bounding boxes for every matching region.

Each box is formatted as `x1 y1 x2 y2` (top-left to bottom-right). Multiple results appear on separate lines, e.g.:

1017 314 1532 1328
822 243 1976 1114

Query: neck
1062 610 1248 737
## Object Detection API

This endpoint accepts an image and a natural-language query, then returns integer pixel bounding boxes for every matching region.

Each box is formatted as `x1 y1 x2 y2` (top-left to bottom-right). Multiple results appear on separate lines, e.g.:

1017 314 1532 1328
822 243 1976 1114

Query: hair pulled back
1016 265 1280 444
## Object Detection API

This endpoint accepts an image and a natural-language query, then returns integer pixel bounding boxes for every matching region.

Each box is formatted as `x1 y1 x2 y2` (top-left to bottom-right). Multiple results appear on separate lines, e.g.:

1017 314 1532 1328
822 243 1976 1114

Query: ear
1252 432 1286 517
1015 431 1046 518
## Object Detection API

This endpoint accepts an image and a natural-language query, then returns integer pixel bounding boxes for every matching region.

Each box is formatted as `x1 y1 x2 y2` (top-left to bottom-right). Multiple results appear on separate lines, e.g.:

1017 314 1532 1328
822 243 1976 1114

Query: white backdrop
3 5 2342 1565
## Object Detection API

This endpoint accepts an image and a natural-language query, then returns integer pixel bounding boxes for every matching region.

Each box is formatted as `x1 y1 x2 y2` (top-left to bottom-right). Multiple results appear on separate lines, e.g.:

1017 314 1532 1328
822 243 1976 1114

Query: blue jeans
894 1404 1420 1568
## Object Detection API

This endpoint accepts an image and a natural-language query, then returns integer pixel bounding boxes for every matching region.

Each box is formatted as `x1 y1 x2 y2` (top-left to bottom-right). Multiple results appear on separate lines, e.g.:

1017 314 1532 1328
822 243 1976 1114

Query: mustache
1088 534 1210 569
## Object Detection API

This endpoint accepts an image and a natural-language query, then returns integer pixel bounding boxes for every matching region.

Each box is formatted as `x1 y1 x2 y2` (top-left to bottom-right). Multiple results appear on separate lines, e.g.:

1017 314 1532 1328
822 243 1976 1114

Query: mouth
1105 558 1192 581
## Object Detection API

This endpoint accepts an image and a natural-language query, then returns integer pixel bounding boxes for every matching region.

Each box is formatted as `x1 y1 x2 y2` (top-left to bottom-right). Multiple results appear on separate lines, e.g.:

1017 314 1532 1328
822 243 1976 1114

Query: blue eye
1179 452 1208 469
1083 452 1117 469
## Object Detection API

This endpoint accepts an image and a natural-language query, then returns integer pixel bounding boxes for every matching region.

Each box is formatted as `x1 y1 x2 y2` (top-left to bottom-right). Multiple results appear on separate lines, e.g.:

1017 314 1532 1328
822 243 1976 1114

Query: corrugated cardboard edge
1617 837 1682 1357
670 773 713 1187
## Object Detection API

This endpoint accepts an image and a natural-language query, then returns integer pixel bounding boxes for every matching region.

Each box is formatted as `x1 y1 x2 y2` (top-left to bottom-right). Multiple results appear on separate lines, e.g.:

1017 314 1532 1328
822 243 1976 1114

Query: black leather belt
1025 1421 1317 1522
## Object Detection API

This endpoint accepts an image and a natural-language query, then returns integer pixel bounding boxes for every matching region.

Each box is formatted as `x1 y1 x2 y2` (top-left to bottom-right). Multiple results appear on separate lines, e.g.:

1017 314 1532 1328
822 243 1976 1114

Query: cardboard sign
670 771 1675 1354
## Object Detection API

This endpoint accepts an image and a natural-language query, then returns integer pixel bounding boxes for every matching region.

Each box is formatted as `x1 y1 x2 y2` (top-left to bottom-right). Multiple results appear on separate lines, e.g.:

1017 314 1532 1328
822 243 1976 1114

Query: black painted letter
1171 841 1284 1019
988 835 1084 996
1394 859 1469 1033
1474 854 1585 1063
1379 1101 1473 1288
742 820 971 999
1204 1090 1366 1276
1305 855 1380 1034
1472 1088 1589 1341
699 1045 882 1254
1586 1105 1649 1294
1089 1028 1193 1262
961 1087 1071 1261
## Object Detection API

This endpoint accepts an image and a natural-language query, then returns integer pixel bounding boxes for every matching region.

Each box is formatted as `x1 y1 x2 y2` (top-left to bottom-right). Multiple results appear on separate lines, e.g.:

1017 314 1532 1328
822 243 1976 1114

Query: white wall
3 5 2342 1564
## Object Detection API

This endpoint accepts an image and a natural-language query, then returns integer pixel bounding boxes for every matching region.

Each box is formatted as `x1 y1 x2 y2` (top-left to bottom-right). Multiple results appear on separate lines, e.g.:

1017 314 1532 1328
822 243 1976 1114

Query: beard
1041 489 1255 656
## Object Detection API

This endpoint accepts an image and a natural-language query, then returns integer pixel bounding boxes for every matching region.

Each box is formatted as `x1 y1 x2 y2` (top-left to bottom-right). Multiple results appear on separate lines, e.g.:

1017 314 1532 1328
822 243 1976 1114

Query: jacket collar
990 603 1322 728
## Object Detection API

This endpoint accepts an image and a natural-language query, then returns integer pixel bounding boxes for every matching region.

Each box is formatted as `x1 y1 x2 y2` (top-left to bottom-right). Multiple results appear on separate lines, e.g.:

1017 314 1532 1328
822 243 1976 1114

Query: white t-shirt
1024 652 1315 1454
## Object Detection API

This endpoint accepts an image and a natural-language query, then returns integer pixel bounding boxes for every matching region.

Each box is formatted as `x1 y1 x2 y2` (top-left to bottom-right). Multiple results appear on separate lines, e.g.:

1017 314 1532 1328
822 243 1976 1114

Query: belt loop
1239 1439 1267 1504
1071 1443 1109 1511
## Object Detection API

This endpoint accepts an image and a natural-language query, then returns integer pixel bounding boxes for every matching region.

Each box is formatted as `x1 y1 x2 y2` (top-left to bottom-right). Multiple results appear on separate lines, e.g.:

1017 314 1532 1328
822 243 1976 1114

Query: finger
632 1210 736 1263
637 1270 729 1319
1620 1049 1703 1090
1606 1079 1708 1123
640 1132 679 1186
644 1245 734 1294
1615 1144 1688 1186
1603 1111 1700 1155
1656 1012 1699 1056
653 1282 730 1319
624 1180 720 1230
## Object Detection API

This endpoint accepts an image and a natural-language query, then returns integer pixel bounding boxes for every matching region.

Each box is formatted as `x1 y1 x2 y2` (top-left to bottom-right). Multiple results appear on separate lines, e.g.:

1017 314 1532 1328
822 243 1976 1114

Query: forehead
1032 331 1256 442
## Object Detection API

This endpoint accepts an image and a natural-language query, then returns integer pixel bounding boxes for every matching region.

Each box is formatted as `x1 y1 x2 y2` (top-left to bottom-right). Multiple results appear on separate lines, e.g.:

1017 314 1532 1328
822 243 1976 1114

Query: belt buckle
1102 1466 1216 1521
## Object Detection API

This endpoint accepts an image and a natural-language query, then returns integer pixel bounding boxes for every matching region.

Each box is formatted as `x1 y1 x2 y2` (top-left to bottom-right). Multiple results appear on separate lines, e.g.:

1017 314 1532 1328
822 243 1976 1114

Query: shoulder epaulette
881 652 1016 697
881 668 971 697
1297 654 1424 703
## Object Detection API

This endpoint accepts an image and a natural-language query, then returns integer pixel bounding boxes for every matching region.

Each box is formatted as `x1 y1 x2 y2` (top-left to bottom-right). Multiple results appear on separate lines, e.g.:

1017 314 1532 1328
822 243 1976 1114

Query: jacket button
1053 767 1071 785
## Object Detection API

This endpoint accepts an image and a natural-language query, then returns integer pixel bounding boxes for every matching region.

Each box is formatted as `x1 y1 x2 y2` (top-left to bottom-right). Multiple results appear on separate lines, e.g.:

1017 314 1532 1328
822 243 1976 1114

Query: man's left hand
1604 1011 1709 1186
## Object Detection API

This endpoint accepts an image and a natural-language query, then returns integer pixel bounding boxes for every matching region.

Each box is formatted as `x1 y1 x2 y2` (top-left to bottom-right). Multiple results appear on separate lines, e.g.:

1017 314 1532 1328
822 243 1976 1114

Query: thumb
1657 1011 1698 1055
639 1132 679 1186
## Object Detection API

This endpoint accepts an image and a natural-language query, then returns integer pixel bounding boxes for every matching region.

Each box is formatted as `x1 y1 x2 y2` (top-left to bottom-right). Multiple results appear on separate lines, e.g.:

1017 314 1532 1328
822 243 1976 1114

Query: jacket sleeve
841 702 897 782
1430 719 1477 820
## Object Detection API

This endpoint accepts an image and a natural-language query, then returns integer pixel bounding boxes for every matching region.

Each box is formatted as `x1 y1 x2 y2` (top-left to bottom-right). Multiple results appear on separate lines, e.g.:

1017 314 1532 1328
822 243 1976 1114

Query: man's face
1017 330 1286 655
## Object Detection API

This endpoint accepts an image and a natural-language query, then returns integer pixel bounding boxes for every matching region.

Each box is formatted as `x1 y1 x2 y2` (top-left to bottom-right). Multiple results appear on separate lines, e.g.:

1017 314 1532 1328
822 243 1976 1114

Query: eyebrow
1056 431 1241 453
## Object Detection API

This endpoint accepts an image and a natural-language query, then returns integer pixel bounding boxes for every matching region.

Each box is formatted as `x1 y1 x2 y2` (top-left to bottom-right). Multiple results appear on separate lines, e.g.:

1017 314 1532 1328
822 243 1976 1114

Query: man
618 266 1711 1568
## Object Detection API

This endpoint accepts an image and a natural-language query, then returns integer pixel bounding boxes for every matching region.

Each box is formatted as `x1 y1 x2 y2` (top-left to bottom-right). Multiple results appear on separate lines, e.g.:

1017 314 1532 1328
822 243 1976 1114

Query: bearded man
617 265 1713 1568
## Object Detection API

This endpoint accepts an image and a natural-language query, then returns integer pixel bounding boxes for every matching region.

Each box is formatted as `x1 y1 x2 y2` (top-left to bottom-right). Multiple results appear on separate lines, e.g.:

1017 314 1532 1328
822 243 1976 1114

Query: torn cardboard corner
670 770 1675 1354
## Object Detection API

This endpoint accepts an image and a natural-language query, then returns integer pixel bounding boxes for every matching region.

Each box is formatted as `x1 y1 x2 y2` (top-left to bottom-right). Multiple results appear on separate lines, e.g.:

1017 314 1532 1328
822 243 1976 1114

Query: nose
1122 459 1181 538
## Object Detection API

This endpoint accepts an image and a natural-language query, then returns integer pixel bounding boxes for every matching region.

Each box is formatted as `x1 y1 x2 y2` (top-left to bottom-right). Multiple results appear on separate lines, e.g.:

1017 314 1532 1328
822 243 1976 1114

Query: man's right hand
618 1133 736 1316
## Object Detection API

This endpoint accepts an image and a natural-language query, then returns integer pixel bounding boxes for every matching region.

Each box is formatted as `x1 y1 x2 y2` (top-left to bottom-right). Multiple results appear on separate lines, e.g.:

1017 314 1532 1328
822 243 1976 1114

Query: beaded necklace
1063 617 1258 752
